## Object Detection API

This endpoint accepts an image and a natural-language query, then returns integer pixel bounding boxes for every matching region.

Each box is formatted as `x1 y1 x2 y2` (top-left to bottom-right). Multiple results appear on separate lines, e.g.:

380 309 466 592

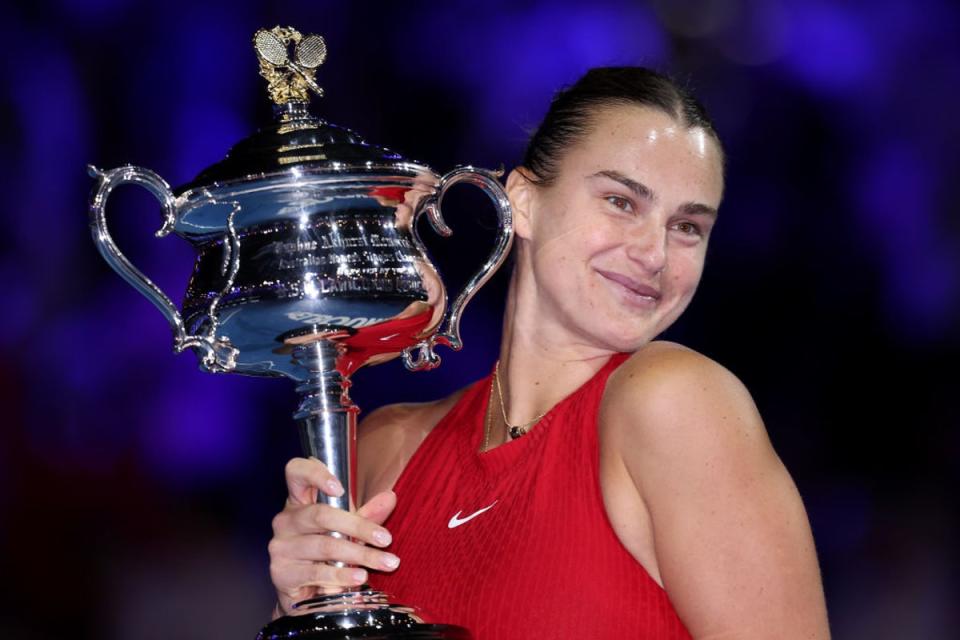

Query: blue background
1 1 957 638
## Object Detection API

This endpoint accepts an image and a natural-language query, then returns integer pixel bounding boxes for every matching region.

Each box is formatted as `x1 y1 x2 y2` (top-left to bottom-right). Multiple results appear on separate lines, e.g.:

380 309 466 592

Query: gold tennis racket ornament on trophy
88 26 513 639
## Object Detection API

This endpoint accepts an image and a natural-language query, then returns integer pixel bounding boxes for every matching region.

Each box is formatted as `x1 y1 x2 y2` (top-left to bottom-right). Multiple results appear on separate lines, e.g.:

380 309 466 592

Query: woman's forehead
581 104 716 154
565 105 724 200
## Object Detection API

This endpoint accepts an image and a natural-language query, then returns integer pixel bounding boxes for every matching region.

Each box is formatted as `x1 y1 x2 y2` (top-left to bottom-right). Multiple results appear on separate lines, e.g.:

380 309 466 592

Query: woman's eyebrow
680 202 718 218
590 170 718 218
588 170 655 201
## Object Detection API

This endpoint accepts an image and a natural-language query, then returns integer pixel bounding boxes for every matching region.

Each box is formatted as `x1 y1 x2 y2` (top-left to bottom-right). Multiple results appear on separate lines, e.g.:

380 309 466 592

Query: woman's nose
625 224 667 275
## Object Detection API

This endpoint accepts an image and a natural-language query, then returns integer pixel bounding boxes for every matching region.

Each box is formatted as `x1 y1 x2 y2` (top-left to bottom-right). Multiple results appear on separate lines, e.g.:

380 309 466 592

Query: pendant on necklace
508 425 527 439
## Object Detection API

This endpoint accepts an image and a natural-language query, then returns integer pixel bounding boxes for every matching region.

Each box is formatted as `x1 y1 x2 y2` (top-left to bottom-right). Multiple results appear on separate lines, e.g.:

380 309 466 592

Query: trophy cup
88 26 513 639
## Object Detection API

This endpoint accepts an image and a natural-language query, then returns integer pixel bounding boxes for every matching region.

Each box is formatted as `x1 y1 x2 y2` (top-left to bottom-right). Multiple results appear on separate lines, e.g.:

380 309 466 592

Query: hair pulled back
522 67 721 185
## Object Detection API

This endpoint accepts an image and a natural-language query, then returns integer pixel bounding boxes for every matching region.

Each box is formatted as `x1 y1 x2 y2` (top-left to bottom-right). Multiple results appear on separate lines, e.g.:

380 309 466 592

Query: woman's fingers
271 533 401 573
271 555 369 591
275 502 392 548
270 461 402 612
284 457 345 506
356 490 397 525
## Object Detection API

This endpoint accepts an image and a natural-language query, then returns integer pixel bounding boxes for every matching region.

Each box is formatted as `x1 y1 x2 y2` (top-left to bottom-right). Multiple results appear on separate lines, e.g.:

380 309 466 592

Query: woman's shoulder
600 343 829 638
608 339 734 390
605 339 753 411
356 388 467 502
600 339 769 459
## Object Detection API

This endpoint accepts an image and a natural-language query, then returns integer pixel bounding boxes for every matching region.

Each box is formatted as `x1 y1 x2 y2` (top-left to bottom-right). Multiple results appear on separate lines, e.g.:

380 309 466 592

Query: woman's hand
268 457 399 617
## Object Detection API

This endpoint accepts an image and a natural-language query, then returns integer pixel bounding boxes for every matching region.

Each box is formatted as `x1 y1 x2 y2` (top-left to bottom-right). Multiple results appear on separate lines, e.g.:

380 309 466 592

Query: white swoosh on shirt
447 500 498 528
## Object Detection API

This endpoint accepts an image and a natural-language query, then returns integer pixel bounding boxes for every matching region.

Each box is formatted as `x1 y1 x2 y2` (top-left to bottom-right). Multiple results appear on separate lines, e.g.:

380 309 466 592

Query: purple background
1 1 958 638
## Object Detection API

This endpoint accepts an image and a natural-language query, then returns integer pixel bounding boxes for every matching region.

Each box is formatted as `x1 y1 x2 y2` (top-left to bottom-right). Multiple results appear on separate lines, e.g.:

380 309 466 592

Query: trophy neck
292 340 358 514
273 100 319 124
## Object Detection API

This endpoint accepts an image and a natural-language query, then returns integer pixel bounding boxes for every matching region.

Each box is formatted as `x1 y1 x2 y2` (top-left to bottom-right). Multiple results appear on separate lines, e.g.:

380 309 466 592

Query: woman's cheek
673 250 706 284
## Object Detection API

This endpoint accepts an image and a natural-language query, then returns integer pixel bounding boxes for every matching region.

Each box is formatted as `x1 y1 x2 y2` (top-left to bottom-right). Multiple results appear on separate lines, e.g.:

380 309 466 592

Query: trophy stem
258 339 471 639
292 340 357 518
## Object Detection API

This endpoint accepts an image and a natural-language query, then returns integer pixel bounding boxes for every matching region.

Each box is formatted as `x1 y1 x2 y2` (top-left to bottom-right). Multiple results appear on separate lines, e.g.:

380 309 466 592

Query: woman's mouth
595 269 662 307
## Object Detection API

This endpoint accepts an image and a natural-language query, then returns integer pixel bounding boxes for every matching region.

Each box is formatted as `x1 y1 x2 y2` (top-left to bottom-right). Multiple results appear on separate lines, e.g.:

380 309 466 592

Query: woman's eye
605 195 632 212
674 221 702 236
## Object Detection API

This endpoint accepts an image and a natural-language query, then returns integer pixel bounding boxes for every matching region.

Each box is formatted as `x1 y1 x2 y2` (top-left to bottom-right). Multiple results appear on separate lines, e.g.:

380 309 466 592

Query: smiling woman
267 67 830 639
506 100 723 354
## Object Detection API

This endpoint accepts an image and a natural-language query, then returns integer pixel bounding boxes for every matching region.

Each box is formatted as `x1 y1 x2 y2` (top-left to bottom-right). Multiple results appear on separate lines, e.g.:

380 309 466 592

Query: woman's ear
505 168 537 240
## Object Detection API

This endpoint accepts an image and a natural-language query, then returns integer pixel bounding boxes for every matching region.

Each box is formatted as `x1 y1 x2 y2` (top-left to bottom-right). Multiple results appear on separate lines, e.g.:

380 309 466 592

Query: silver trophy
88 26 512 639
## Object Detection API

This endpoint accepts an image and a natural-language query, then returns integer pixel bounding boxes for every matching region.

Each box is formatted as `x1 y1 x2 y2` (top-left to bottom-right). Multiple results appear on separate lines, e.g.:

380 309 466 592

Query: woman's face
512 104 725 353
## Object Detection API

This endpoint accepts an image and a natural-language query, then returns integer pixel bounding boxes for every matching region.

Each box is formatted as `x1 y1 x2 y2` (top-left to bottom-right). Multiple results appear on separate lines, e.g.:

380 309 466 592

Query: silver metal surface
89 150 504 640
87 28 499 638
257 590 470 639
402 166 513 371
89 162 512 382
293 340 356 519
294 590 423 628
87 164 239 371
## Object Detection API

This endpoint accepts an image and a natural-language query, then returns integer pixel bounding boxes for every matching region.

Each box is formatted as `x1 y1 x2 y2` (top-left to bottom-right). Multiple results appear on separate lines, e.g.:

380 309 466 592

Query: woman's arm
603 344 830 639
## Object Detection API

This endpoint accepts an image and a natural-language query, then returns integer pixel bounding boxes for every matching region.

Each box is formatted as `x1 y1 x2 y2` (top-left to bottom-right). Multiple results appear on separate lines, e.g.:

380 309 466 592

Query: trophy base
257 590 471 640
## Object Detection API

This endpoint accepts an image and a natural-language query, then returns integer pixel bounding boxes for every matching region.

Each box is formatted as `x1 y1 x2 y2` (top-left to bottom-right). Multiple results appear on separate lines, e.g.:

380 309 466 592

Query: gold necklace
493 361 548 440
482 379 495 452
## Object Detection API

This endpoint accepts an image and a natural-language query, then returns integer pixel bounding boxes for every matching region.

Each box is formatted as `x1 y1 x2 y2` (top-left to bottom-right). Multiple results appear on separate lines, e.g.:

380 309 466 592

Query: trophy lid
175 27 428 196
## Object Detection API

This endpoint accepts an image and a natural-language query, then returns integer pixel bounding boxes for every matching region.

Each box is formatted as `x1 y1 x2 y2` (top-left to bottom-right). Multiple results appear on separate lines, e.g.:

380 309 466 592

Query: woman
268 68 830 639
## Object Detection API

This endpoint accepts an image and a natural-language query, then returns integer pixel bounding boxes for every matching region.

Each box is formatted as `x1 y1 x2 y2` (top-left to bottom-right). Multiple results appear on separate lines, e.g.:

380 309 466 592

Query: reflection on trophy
88 26 512 639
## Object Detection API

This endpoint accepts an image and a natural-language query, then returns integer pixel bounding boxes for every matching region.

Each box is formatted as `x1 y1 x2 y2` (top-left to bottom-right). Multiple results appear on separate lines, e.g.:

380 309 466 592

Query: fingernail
372 529 392 546
382 553 400 569
352 569 367 584
326 479 344 496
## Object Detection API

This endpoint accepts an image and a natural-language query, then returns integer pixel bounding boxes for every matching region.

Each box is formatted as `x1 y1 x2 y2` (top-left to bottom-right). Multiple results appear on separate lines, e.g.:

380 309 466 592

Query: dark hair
522 67 722 185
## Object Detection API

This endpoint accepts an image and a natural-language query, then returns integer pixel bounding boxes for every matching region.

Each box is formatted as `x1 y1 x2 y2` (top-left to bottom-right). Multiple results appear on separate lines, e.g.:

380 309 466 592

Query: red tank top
367 354 692 639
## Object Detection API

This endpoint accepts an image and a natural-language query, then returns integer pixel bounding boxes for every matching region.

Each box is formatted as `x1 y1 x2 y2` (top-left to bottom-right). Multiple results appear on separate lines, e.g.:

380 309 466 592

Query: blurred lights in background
0 0 957 638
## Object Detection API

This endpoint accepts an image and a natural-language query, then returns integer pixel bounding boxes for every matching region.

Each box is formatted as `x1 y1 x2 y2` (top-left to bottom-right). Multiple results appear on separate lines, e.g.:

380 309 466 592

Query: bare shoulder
601 339 766 454
357 389 465 503
600 341 830 638
604 339 752 416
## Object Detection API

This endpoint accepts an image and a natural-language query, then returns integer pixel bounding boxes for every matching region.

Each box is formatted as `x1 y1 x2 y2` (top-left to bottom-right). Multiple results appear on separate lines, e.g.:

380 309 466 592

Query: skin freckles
507 104 724 356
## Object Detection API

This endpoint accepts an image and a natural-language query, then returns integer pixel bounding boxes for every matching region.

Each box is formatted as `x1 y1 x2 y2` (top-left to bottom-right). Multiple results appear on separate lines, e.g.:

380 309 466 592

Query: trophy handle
87 164 238 371
402 166 514 371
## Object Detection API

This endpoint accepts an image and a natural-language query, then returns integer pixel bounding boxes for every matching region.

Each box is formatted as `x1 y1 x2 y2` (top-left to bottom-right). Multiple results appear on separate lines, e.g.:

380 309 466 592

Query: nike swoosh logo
447 500 498 529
